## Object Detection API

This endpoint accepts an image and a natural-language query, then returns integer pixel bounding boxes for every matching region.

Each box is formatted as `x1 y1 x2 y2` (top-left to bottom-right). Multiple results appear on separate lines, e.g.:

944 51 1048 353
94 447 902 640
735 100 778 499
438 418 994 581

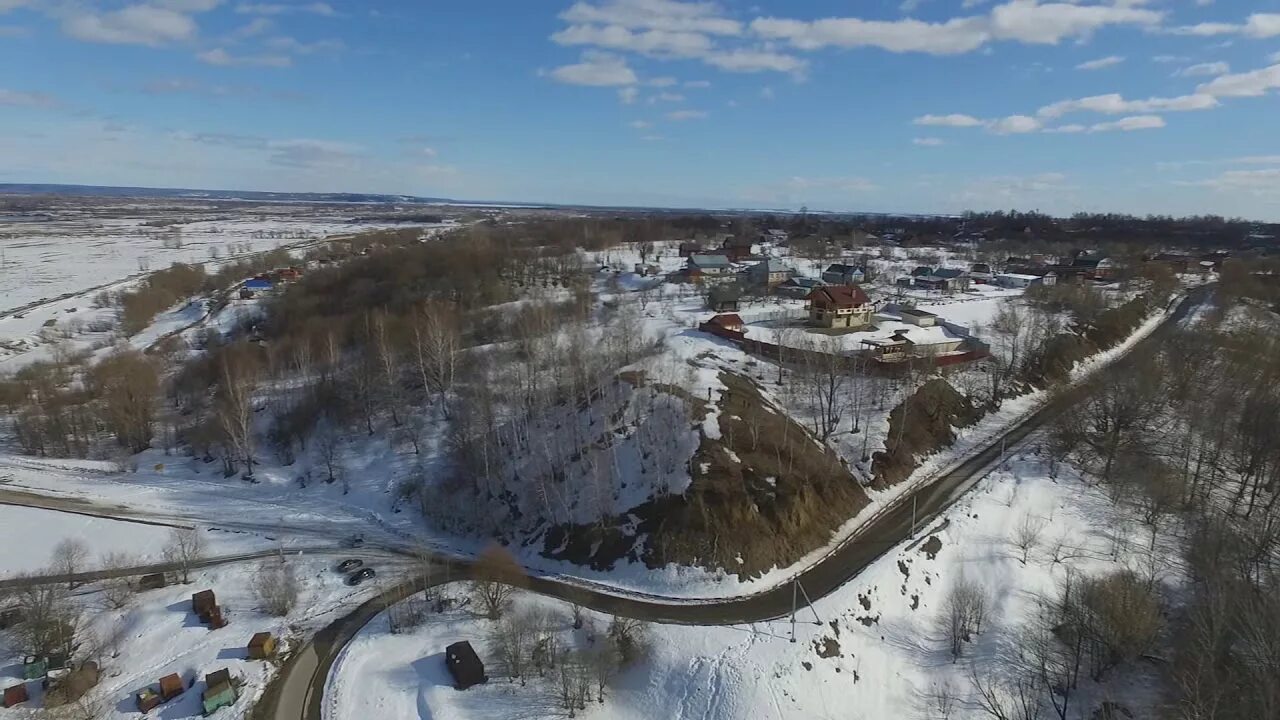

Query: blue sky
1 1 1278 218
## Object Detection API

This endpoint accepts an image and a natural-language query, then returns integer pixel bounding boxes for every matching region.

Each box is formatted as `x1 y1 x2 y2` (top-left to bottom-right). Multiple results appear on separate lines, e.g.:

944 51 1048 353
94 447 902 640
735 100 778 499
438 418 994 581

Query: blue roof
244 279 273 290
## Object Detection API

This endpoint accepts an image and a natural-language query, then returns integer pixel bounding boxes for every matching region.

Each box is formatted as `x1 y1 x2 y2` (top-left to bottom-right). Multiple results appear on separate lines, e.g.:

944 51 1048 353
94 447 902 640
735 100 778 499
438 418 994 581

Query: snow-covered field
328 447 1186 720
0 505 174 577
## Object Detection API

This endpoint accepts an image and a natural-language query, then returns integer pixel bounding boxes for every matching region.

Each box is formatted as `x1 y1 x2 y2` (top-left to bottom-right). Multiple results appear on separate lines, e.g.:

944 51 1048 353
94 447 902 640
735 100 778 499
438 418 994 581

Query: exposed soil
871 379 979 488
542 370 870 579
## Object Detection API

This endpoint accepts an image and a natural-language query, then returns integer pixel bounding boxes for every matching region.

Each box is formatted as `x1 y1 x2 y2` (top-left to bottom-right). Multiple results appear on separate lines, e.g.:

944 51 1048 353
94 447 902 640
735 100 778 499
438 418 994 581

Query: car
347 568 376 586
347 534 365 548
336 559 363 573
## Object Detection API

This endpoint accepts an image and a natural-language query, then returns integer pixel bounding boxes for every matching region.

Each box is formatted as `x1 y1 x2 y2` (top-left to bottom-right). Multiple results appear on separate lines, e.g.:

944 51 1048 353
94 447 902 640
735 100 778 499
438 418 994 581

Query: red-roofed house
705 314 745 334
807 285 873 329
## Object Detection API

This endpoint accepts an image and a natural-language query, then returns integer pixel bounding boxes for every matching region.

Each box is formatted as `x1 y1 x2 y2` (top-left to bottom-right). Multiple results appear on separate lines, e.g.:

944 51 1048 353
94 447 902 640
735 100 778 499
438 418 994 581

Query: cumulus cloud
1175 61 1230 77
1087 114 1166 132
1037 92 1218 118
702 48 807 73
1076 55 1124 70
617 86 639 103
62 4 199 46
913 137 944 146
1196 63 1280 97
990 114 1042 134
1170 13 1280 38
914 113 985 127
549 50 639 86
666 109 708 120
560 0 743 36
197 47 292 66
236 3 337 16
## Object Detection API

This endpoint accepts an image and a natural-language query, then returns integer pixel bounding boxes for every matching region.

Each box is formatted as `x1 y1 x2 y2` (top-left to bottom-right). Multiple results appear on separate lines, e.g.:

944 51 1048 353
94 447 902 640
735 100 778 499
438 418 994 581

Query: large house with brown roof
806 285 873 329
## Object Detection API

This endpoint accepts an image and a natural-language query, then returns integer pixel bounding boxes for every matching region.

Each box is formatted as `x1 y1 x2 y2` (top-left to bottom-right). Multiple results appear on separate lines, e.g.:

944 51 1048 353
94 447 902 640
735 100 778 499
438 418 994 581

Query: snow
0 505 173 577
326 450 1187 720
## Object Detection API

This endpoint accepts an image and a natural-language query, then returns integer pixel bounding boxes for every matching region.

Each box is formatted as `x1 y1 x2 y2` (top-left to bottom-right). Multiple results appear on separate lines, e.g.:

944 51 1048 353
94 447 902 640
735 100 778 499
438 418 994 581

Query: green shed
202 680 237 716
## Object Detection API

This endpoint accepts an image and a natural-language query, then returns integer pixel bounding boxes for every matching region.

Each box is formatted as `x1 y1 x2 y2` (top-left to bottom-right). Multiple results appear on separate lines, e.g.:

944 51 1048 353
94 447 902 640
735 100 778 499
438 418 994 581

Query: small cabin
704 314 745 334
159 673 185 701
192 590 216 617
445 641 488 690
3 683 28 708
248 632 277 660
899 307 938 327
136 687 162 713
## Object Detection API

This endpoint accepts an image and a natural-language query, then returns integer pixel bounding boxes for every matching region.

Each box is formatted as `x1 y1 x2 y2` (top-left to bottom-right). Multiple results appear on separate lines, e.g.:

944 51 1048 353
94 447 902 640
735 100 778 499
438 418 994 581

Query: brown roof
249 632 273 648
808 285 870 308
708 314 744 328
159 673 184 699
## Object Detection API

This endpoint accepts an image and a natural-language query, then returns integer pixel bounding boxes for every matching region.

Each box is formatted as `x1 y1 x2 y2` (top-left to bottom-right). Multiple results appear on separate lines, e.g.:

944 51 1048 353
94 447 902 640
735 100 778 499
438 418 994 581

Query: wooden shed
248 632 277 660
202 677 237 716
2 683 28 708
139 573 167 591
136 687 162 713
205 669 230 691
22 656 46 680
205 605 227 629
192 590 216 617
445 641 487 690
159 673 185 701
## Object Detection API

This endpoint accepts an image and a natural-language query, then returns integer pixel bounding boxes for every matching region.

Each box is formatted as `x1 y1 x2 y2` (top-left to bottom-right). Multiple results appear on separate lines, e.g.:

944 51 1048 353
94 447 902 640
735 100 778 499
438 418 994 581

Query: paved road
249 287 1209 720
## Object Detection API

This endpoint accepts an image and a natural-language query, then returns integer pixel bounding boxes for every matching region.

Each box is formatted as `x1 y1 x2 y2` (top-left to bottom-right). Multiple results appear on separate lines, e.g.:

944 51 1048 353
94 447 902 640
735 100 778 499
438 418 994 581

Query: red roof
708 313 744 328
807 285 870 308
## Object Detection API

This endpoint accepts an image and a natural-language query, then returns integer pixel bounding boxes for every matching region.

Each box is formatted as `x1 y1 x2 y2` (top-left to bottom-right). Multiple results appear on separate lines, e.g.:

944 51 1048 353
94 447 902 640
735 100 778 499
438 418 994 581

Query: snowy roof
755 258 792 272
690 254 731 269
997 273 1040 281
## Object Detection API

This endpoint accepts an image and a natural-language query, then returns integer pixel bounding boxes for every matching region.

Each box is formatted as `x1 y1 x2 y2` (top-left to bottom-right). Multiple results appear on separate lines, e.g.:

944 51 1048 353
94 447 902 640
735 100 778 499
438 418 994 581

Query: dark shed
192 590 216 617
444 641 487 690
3 683 28 708
159 673 184 701
139 573 167 591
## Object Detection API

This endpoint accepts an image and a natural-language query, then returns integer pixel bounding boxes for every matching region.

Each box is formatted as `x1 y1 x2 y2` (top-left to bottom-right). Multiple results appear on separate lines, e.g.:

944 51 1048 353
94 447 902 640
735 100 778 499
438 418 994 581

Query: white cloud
759 86 774 100
702 48 807 73
560 0 743 36
264 35 344 55
549 51 639 86
230 16 272 38
1151 54 1187 63
62 5 198 46
1037 92 1218 118
1170 13 1280 39
1175 61 1230 77
649 91 684 102
0 88 58 108
666 109 708 120
617 86 639 103
990 114 1041 134
1087 114 1165 132
647 76 677 87
628 119 652 129
914 113 984 127
750 1 1161 56
197 47 292 66
913 137 944 146
267 138 361 168
683 79 711 88
1075 55 1124 70
950 172 1073 207
1183 168 1280 196
236 3 337 16
1196 63 1280 97
551 24 714 58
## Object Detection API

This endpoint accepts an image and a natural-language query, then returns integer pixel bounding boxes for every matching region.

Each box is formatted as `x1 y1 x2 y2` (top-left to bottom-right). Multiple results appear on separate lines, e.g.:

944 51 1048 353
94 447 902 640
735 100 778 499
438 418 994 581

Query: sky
0 1 1278 219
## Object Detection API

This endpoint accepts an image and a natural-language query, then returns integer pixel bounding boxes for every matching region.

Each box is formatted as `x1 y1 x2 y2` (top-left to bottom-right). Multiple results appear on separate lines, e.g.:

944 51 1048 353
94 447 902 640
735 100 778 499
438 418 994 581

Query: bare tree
969 663 1044 720
9 579 79 659
412 300 461 415
51 539 89 589
943 578 989 661
162 527 206 583
607 615 649 665
98 551 137 609
214 346 258 477
1013 513 1047 565
254 560 300 616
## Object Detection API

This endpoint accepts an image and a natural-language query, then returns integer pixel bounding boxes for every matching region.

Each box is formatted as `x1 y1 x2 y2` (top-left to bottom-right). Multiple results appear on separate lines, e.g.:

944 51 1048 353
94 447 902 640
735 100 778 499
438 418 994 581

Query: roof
785 277 826 288
899 307 937 318
754 258 791 272
824 263 861 274
809 285 870 307
243 278 272 290
689 254 731 269
998 273 1041 281
249 632 273 646
724 235 753 247
708 313 744 327
911 266 933 276
933 268 967 279
446 641 484 668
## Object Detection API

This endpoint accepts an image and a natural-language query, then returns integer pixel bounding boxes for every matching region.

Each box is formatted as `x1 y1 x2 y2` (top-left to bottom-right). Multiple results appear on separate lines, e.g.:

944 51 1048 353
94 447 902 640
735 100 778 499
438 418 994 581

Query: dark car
347 534 365 549
347 568 376 586
336 559 363 573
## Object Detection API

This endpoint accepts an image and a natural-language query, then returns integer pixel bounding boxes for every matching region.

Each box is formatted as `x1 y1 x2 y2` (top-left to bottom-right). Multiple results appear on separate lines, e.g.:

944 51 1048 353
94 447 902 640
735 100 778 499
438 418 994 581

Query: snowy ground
0 505 175 577
328 446 1186 720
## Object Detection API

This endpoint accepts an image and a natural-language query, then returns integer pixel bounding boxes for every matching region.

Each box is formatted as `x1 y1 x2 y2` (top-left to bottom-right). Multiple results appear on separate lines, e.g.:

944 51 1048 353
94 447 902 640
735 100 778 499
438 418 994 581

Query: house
777 276 827 298
807 285 873 329
242 278 272 294
202 669 238 716
822 263 865 285
914 275 948 292
633 263 661 277
706 284 742 312
911 266 933 277
932 267 971 293
159 673 184 702
248 632 277 660
722 236 754 261
1092 257 1118 280
969 263 994 284
136 688 162 713
678 241 703 258
995 273 1042 289
687 254 732 281
3 683 27 708
192 590 216 618
761 228 789 244
445 641 488 690
863 327 966 361
704 313 745 334
748 258 794 288
899 307 938 327
862 331 914 362
138 573 167 591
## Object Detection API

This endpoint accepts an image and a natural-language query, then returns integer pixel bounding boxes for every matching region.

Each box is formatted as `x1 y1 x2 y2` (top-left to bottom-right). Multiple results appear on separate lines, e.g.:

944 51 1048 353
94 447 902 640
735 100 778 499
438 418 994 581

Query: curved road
248 286 1210 720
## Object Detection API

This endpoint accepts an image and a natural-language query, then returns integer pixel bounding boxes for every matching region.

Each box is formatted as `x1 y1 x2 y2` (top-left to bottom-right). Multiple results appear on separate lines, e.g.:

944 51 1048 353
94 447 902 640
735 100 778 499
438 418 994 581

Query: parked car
347 568 376 586
347 534 365 548
336 559 363 573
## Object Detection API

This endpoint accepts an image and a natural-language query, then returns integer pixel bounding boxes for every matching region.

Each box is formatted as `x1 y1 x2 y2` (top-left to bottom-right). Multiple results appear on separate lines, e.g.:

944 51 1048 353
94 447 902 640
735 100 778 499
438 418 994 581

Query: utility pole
910 495 918 538
790 579 823 643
